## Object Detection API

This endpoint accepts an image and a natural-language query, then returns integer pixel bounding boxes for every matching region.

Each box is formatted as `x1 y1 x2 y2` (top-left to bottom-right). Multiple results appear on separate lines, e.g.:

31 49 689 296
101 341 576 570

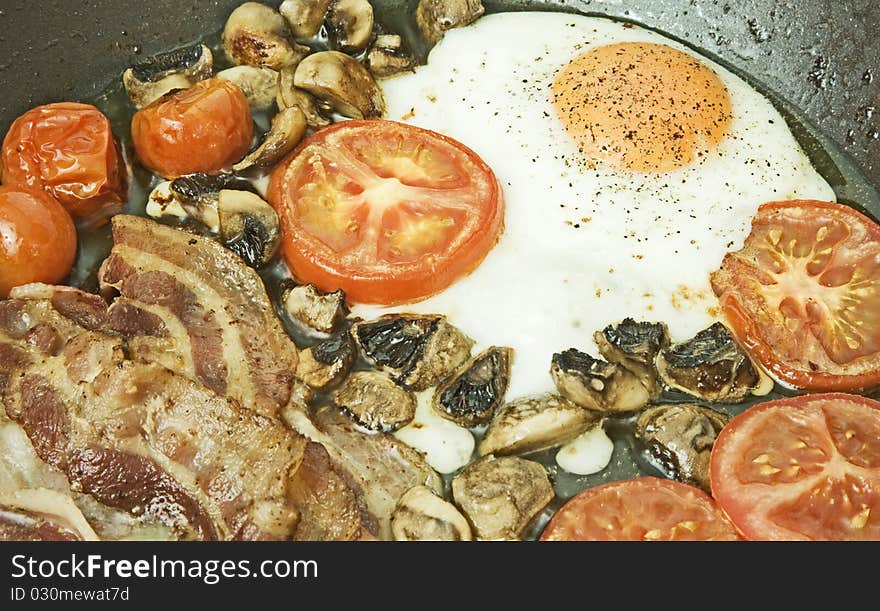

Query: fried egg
356 11 834 400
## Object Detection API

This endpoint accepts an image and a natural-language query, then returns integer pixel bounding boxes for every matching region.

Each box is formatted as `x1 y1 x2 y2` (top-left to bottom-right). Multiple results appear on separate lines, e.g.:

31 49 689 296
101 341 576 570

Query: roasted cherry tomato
131 78 253 179
711 393 880 540
0 185 77 296
1 102 126 219
540 477 740 541
711 200 880 391
268 120 503 304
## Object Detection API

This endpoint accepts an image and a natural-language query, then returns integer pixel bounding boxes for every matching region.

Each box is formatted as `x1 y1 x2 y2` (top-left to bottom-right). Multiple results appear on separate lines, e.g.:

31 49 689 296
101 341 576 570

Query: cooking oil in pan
74 4 880 537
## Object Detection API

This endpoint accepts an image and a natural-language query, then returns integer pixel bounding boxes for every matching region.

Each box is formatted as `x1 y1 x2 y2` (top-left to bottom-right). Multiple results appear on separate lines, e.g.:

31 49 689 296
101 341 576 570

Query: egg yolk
552 42 732 172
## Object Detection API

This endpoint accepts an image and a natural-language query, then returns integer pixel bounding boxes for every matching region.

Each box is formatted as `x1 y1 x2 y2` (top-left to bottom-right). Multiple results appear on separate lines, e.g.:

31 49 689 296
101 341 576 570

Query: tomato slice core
268 120 503 305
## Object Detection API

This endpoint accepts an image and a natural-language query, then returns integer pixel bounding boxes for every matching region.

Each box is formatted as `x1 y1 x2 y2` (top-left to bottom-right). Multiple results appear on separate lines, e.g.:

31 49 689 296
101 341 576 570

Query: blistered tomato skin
131 78 254 179
0 186 77 297
1 102 126 219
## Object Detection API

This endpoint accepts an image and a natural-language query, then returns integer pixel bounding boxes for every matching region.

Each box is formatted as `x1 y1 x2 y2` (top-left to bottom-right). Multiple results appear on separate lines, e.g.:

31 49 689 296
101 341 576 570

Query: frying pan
0 0 878 531
0 0 877 190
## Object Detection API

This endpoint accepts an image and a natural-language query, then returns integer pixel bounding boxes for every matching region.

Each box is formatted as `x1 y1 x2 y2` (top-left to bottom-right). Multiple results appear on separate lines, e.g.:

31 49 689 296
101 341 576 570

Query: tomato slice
268 120 503 305
1 102 126 219
540 477 740 541
711 393 880 540
711 200 880 391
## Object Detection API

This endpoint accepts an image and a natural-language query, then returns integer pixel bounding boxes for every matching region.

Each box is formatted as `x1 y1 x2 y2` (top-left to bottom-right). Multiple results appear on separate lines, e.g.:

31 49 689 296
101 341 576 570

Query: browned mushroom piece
216 189 281 268
594 318 669 401
282 284 348 335
326 0 374 54
451 455 553 540
416 0 485 44
434 346 511 427
391 485 472 541
279 0 333 39
635 403 729 491
145 180 192 225
296 329 356 391
352 314 474 390
331 370 417 431
294 50 385 118
171 172 257 208
222 2 309 70
122 43 213 108
217 65 279 111
656 322 766 402
145 177 278 269
366 34 418 78
550 348 650 413
147 172 256 229
233 106 307 171
277 67 333 128
479 394 597 456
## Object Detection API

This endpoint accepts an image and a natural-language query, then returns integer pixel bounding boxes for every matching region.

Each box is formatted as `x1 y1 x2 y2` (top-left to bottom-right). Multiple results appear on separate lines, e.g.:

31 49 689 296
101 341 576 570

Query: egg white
355 12 835 400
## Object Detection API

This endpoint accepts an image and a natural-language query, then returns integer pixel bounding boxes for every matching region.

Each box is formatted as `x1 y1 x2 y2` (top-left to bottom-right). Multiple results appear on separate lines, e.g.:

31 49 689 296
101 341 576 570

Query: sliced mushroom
216 189 281 268
331 370 417 432
366 34 417 78
233 106 307 171
217 65 279 111
171 172 257 202
147 174 256 232
283 284 348 335
127 43 214 83
163 172 258 231
122 43 213 108
294 50 385 118
451 455 552 540
594 318 669 401
656 322 765 402
279 0 333 39
635 404 729 491
124 73 190 110
145 181 190 224
326 0 374 54
480 394 596 457
434 346 511 427
352 314 474 390
277 67 332 128
391 485 472 541
296 329 356 390
550 348 650 413
223 2 310 70
416 0 485 45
